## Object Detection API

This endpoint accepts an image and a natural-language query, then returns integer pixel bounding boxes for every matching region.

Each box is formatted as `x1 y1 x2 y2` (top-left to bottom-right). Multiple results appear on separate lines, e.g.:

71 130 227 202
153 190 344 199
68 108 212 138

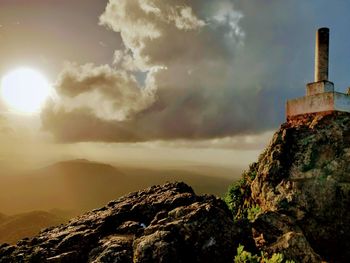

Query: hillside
0 160 237 215
0 211 68 244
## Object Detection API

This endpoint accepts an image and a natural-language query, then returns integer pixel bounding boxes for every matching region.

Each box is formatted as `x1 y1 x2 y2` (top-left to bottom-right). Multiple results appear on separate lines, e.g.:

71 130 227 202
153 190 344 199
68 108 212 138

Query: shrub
234 245 260 263
247 205 262 221
234 245 295 263
225 163 258 219
225 178 247 217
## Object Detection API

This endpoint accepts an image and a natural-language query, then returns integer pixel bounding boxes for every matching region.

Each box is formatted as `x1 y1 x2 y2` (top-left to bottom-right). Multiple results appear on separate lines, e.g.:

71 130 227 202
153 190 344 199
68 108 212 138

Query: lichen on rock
226 111 350 262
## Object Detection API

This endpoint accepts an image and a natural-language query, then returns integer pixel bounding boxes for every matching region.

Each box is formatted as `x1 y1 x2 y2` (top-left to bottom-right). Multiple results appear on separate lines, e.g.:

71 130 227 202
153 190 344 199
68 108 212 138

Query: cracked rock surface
236 112 350 262
0 182 237 263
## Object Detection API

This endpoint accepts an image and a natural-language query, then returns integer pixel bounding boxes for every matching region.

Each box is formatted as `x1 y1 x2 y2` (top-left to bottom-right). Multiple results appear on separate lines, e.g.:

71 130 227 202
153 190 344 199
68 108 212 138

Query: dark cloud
41 0 342 143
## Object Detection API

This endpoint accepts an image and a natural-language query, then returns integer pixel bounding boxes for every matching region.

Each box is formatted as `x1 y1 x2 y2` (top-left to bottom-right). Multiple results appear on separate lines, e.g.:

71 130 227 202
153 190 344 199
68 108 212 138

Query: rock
229 112 350 262
0 182 237 263
133 200 235 263
252 212 321 263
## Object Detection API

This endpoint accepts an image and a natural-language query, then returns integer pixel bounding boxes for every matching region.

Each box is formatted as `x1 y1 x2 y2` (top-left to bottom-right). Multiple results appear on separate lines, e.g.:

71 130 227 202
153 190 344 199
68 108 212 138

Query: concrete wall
306 81 334 96
286 92 350 118
286 92 334 117
334 92 350 112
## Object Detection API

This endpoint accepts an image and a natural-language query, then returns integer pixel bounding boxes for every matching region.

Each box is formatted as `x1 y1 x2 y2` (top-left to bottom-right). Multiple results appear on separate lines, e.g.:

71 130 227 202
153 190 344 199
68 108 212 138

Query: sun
1 67 52 113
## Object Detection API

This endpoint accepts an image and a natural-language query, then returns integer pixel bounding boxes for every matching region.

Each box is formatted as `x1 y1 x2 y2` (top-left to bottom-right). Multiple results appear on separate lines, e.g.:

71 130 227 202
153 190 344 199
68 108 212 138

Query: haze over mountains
0 159 241 215
0 159 240 243
0 211 67 244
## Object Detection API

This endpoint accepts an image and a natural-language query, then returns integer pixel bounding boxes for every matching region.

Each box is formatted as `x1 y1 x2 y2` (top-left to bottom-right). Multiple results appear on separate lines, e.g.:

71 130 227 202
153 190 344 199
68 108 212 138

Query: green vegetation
234 245 259 263
234 245 295 263
224 178 248 218
226 165 296 263
225 163 258 220
247 205 262 221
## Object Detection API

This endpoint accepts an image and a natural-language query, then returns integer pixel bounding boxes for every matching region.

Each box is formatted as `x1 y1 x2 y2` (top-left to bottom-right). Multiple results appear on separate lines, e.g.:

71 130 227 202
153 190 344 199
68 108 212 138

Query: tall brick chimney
315 27 329 82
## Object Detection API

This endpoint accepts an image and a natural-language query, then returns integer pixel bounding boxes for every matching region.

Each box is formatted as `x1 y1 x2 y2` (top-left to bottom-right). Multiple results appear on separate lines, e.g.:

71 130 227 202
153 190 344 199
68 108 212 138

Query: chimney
314 27 329 82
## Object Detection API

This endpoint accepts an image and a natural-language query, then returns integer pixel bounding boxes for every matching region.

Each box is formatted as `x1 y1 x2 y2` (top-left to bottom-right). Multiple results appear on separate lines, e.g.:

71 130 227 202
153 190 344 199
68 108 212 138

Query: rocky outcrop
0 182 237 263
228 112 350 262
3 111 350 262
252 212 321 262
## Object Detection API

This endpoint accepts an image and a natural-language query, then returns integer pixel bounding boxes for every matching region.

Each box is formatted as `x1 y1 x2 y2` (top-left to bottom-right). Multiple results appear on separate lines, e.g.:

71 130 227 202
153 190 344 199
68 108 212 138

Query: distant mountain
45 159 120 174
0 211 67 244
0 159 238 215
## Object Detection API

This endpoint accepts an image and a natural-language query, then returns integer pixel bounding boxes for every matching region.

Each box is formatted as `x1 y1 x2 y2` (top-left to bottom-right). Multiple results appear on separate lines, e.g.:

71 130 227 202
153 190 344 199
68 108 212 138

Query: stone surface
0 182 237 263
314 27 329 82
286 91 350 118
252 212 321 263
306 81 334 96
241 112 350 262
286 27 350 118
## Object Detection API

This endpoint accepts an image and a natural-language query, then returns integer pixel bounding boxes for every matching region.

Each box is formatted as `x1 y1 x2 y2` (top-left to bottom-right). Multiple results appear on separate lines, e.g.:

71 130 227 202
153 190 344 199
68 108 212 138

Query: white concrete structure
286 28 350 119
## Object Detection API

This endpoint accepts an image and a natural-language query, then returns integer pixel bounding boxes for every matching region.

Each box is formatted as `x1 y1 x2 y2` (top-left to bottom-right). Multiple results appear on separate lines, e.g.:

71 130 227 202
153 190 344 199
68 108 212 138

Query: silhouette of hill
0 159 238 215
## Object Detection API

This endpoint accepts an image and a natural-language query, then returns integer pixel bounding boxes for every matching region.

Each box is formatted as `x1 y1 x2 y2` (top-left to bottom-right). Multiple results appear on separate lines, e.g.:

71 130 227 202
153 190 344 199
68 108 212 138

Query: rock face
0 182 236 263
229 112 350 262
3 112 349 263
251 212 321 262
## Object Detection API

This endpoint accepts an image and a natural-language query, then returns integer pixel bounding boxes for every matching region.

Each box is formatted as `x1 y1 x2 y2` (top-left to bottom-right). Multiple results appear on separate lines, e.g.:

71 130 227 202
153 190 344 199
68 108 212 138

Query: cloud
142 131 274 151
41 0 310 143
50 62 156 121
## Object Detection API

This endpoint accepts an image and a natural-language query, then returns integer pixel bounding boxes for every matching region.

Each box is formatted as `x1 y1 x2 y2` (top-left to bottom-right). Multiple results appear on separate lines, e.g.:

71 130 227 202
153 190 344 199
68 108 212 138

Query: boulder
252 212 321 263
0 182 237 263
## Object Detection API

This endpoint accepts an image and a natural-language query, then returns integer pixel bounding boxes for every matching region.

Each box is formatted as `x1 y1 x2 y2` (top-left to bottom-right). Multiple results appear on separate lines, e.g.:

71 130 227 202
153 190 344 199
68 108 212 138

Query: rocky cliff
226 111 350 262
2 111 350 263
0 182 237 263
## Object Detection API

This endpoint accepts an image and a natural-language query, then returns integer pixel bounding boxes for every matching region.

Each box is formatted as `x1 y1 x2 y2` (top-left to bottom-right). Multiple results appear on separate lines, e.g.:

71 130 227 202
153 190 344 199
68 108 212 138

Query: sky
0 0 350 171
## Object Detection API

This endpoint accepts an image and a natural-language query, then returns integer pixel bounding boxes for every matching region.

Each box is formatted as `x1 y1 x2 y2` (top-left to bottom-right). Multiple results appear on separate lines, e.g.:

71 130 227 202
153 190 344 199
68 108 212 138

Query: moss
299 135 315 147
301 147 319 172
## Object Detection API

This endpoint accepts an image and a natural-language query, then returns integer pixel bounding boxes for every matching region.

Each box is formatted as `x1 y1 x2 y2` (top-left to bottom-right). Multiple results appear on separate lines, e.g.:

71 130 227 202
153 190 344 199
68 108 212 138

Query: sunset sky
0 0 350 171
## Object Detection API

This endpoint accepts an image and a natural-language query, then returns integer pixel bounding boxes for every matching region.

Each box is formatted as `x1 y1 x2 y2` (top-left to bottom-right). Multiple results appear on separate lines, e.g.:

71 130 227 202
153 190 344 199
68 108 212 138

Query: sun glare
1 68 51 113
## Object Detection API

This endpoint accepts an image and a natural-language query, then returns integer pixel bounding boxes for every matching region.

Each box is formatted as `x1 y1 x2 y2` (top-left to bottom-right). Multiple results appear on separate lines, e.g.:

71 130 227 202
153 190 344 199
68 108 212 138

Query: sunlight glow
1 68 52 114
